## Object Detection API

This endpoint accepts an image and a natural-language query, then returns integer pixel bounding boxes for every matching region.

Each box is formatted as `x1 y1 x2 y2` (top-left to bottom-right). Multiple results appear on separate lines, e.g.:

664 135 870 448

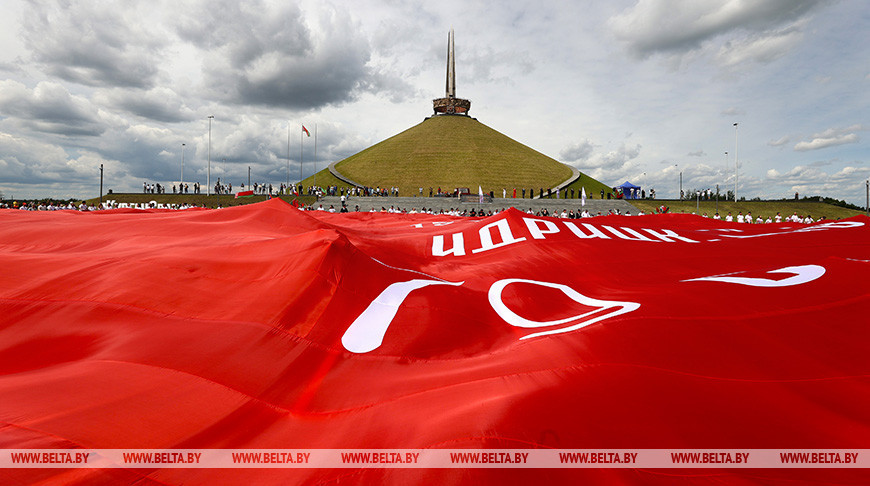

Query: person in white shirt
725 212 733 222
713 213 721 220
736 212 744 223
745 212 753 223
775 212 782 223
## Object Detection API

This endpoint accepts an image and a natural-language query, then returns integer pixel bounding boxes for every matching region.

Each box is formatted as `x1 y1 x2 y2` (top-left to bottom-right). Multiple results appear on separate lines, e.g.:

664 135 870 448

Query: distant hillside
303 115 610 197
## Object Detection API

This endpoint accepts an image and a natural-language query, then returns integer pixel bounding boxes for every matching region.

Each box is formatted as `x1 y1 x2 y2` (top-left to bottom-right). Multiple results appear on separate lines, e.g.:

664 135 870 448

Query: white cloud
174 0 411 110
609 0 827 68
715 20 806 67
96 87 196 123
578 143 642 170
794 125 864 151
768 136 790 147
0 80 106 136
559 139 596 162
22 0 167 88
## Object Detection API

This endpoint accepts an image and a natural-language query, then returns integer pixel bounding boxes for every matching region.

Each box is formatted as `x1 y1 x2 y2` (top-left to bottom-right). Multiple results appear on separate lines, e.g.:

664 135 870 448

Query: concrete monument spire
433 29 470 115
446 28 455 98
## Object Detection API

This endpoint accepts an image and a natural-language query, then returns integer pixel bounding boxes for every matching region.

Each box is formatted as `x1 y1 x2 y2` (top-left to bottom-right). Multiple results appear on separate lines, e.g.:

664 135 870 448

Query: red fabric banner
1 199 868 484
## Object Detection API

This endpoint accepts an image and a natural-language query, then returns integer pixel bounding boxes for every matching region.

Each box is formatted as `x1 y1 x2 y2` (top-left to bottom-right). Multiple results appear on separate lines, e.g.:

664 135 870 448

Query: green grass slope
329 115 601 196
631 199 866 221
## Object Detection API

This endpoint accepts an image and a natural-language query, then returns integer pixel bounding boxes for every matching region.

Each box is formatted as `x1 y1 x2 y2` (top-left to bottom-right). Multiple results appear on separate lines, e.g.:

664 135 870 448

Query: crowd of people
0 197 830 224
297 203 830 222
1 201 204 211
716 211 822 224
303 204 640 218
142 181 205 194
138 180 663 202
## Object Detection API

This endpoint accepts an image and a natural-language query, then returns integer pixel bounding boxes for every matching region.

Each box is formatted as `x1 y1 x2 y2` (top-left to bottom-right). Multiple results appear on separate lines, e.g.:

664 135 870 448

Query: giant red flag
1 199 868 484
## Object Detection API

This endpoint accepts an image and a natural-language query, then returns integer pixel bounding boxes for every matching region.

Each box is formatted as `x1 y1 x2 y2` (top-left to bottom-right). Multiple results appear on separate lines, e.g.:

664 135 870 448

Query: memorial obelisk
432 28 471 115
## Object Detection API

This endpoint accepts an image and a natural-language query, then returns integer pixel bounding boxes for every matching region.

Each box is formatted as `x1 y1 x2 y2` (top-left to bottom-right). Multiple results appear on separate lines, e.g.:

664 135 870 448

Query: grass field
631 199 867 221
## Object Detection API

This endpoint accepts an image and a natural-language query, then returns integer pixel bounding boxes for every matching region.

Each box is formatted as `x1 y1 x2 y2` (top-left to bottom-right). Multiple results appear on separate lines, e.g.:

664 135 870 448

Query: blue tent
616 181 642 199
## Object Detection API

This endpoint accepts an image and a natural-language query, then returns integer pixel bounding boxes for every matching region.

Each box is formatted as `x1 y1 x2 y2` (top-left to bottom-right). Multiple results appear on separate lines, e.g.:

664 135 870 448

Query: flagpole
285 122 301 194
300 124 304 191
314 124 317 193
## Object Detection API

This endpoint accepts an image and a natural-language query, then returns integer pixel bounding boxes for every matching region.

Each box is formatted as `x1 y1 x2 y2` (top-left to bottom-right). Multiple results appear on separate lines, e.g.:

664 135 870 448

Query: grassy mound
321 115 602 196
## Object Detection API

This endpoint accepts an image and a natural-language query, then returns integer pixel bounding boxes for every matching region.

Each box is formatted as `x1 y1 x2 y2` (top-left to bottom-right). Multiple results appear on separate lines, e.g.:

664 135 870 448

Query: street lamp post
724 151 728 198
716 183 719 214
207 115 214 196
674 164 679 199
285 121 302 190
99 164 103 207
866 179 869 215
733 123 739 201
181 143 185 190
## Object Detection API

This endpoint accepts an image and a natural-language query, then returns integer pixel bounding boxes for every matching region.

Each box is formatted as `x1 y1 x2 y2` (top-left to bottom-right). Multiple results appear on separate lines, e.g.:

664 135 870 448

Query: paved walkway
314 196 639 214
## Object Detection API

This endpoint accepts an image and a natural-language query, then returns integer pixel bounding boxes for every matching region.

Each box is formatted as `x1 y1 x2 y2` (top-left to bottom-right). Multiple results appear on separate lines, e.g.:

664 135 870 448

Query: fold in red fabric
1 199 868 484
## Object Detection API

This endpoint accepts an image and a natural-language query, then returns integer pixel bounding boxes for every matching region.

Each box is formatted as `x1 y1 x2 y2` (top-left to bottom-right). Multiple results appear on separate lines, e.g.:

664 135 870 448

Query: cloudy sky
0 0 868 204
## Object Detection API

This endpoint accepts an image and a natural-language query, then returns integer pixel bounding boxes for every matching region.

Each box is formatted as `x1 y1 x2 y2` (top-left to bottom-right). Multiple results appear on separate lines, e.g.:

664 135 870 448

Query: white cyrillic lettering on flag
603 226 658 242
432 233 466 256
342 279 464 353
472 219 527 253
683 265 825 287
488 279 640 340
642 228 699 243
524 218 560 240
564 222 609 239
